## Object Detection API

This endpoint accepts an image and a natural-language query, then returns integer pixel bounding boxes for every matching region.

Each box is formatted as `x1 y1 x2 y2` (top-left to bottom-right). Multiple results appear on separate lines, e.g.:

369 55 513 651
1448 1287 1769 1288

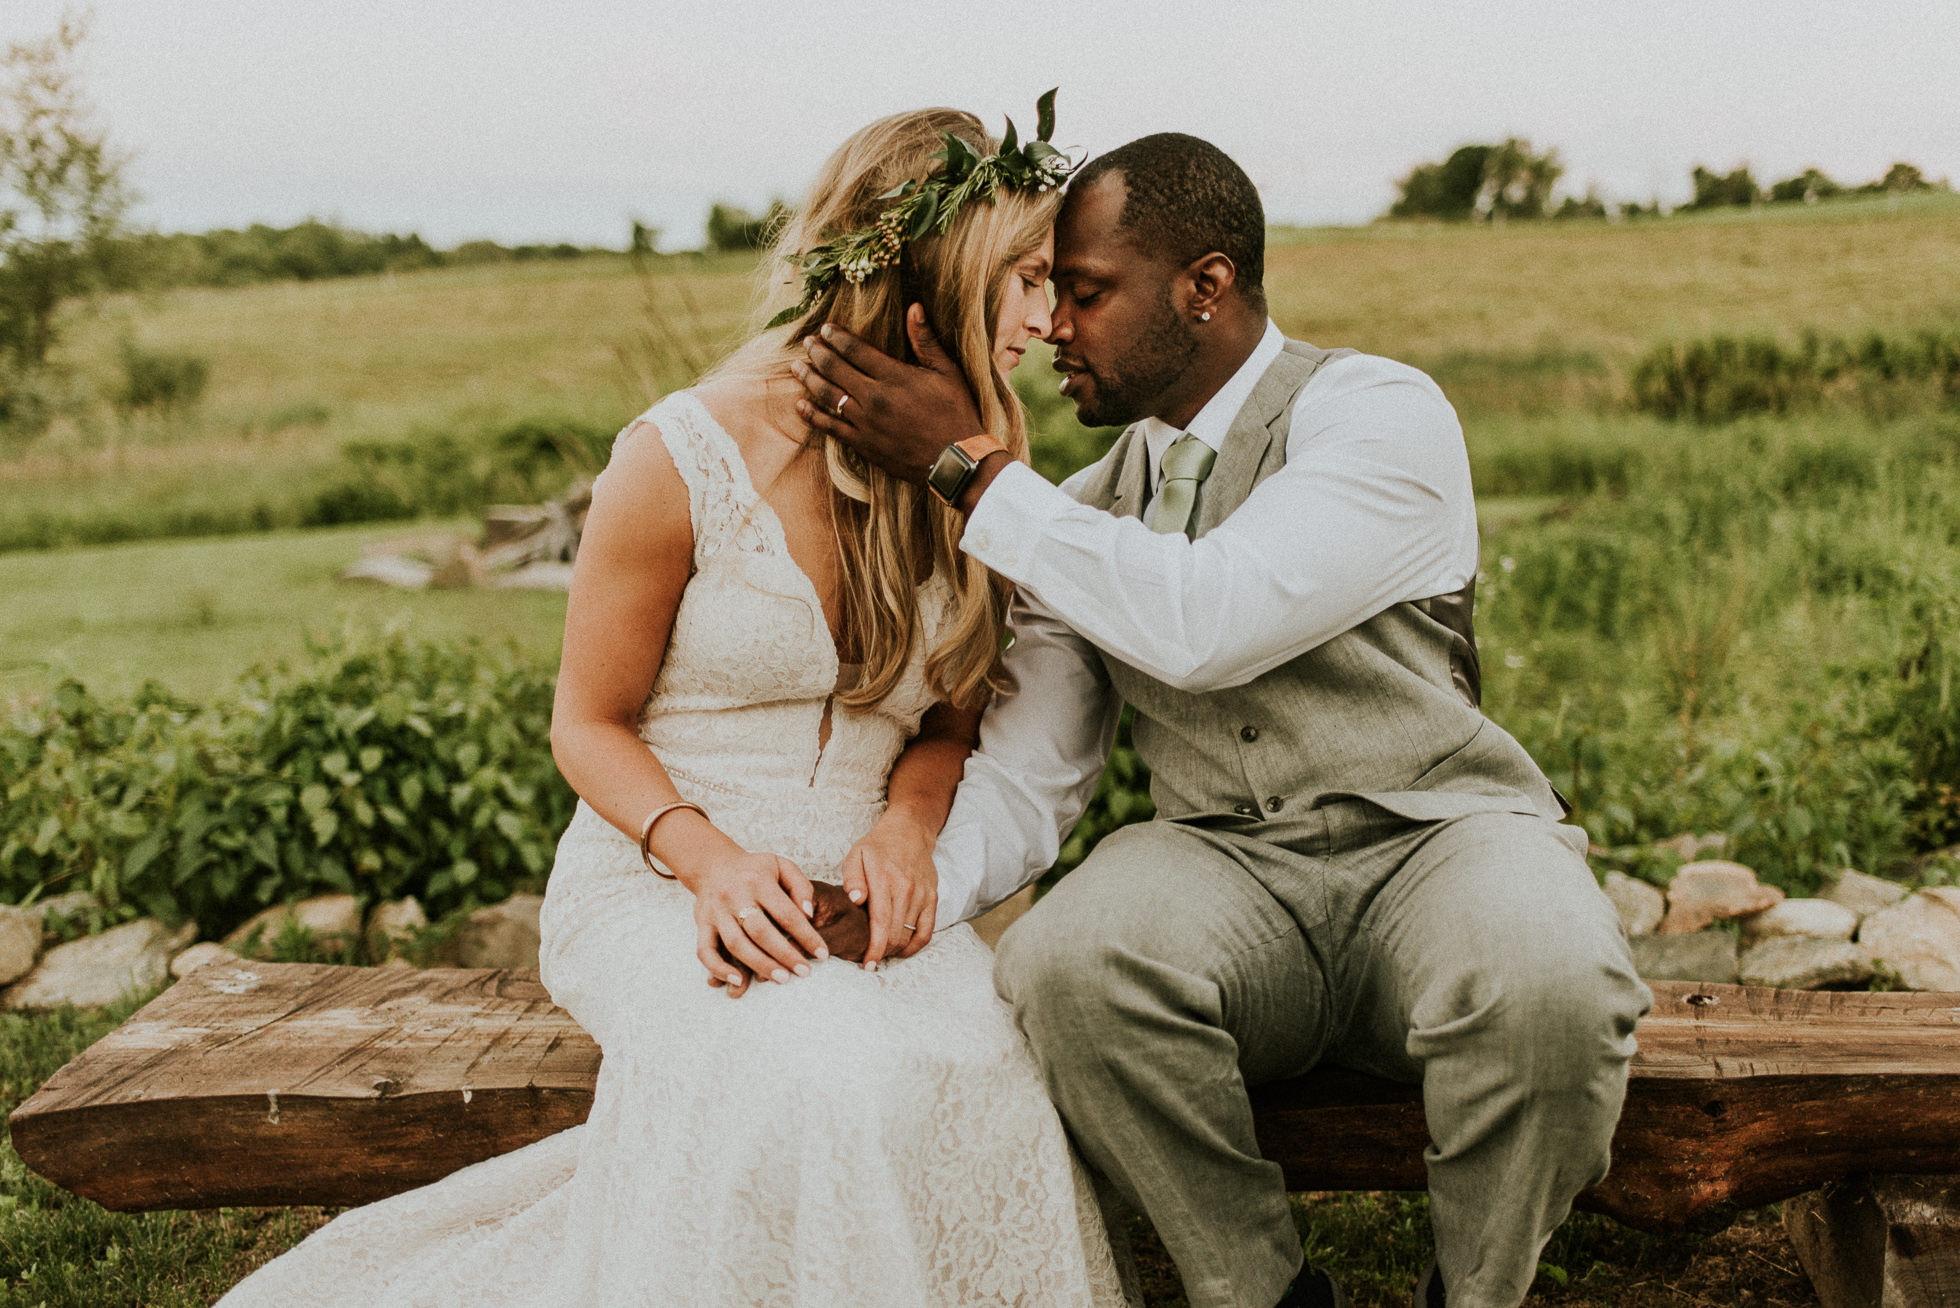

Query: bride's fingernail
771 968 790 984
865 959 878 972
794 963 811 978
801 900 814 916
815 946 829 960
849 889 864 903
727 973 743 987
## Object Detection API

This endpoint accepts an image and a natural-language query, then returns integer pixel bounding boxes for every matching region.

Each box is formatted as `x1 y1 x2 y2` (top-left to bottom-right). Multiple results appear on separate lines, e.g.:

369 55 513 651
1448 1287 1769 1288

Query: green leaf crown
765 90 1075 331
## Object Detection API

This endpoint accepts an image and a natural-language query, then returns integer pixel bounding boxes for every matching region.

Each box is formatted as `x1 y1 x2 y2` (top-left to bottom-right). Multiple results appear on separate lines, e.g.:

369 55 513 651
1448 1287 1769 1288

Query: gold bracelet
638 800 708 878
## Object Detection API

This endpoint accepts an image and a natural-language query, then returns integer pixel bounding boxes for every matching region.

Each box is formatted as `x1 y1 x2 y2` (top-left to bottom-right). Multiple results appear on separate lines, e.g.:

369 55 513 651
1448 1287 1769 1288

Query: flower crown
766 90 1075 331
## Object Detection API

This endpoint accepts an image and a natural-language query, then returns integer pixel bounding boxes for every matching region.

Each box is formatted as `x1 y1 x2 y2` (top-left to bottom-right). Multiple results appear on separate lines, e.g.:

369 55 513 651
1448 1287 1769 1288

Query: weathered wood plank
8 962 596 1210
1786 1174 1960 1308
11 965 1960 1230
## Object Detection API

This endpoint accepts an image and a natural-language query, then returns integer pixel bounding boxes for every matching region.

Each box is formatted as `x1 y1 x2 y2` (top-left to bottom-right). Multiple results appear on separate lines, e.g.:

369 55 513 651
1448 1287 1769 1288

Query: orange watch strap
954 434 1007 463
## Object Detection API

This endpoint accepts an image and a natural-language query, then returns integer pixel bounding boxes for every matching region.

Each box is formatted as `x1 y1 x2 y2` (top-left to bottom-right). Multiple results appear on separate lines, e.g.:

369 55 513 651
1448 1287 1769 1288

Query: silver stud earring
1199 311 1212 322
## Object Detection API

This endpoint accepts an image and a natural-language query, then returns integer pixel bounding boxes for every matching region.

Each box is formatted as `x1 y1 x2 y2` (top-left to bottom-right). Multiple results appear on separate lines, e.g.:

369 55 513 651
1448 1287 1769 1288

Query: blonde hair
708 108 1059 711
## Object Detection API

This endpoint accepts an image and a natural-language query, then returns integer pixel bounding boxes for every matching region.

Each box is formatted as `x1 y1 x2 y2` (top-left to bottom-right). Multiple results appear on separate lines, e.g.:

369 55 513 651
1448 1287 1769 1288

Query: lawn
0 521 566 704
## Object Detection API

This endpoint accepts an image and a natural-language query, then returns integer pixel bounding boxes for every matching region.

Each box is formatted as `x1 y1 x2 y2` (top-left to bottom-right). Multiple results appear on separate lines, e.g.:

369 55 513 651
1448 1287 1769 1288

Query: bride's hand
688 848 829 995
841 810 938 968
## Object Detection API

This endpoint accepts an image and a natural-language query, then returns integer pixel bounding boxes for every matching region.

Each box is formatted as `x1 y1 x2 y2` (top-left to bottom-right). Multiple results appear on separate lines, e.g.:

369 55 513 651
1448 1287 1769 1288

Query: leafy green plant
113 340 210 418
0 635 572 934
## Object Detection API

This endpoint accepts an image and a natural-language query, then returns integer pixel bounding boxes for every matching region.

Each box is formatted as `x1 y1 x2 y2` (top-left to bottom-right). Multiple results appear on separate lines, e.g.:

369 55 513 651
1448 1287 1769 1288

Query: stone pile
0 888 544 1011
1604 840 1960 992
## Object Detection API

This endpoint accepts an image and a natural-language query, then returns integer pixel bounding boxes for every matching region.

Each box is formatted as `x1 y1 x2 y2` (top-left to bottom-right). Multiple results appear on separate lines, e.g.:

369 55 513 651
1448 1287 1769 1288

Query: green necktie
1147 434 1217 538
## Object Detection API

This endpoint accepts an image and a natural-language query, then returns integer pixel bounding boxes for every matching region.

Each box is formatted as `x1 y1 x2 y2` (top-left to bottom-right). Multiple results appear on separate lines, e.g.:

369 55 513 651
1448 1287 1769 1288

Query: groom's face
1048 173 1198 428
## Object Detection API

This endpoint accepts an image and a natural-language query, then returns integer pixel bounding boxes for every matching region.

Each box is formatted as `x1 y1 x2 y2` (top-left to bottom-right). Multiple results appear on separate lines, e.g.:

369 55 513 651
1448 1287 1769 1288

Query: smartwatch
925 435 1007 508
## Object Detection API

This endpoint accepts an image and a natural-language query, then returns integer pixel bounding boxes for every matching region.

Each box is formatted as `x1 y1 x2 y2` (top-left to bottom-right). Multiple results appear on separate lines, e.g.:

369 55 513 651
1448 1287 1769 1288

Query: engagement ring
736 907 759 924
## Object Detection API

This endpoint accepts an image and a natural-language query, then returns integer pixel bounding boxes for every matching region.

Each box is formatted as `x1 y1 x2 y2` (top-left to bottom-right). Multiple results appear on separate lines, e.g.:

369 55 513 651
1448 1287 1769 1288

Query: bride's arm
549 420 829 994
842 698 983 967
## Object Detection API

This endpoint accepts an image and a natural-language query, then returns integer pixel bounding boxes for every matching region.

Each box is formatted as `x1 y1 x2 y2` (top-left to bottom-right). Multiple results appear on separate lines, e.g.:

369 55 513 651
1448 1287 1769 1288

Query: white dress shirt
932 321 1480 929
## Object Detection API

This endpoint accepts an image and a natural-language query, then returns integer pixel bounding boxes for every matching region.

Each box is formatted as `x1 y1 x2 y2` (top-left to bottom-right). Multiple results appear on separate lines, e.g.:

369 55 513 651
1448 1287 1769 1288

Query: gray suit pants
994 803 1650 1308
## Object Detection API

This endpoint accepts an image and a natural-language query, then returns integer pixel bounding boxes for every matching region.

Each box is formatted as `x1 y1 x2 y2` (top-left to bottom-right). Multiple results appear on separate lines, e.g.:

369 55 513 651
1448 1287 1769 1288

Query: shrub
1629 330 1960 423
0 636 573 933
112 340 210 417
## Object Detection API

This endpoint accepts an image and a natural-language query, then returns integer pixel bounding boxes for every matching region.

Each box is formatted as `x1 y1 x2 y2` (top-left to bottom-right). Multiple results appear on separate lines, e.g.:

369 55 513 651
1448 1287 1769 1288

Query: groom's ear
1185 252 1238 320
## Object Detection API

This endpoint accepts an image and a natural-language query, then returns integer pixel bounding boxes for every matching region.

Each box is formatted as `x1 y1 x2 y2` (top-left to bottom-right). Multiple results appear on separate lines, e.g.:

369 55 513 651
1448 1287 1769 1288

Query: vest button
1233 802 1256 817
1239 725 1259 742
1265 796 1284 812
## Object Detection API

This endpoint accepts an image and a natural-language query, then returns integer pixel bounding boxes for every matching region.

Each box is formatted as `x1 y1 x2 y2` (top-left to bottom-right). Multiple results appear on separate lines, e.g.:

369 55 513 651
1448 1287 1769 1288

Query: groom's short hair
1072 133 1266 307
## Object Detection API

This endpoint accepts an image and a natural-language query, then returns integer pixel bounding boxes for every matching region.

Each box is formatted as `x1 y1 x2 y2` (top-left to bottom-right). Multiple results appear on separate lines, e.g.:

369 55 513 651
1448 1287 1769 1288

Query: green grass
0 990 337 1306
0 520 566 704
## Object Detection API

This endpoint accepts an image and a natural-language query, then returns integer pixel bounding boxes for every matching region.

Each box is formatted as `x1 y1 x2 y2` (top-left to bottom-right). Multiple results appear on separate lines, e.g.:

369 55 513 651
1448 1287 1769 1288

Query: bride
217 102 1125 1307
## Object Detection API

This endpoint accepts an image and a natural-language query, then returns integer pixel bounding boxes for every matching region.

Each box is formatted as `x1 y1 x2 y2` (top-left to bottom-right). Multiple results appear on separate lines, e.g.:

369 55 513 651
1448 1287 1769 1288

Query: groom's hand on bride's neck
792 307 1003 503
809 881 871 963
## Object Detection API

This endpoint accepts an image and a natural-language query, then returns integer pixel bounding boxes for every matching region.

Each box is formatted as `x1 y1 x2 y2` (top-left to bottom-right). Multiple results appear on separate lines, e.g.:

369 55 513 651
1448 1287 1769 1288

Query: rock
1631 930 1739 984
1659 861 1784 934
973 886 1036 949
224 894 364 957
2 918 197 1010
1820 868 1910 922
1603 871 1666 937
169 942 242 979
451 894 543 969
1737 936 1874 990
0 905 42 985
1740 897 1859 943
365 897 429 962
1654 832 1728 864
1857 890 1960 991
29 891 101 939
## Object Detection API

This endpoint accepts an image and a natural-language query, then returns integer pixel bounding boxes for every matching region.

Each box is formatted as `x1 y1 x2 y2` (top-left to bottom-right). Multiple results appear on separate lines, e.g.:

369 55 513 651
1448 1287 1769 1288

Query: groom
794 134 1649 1308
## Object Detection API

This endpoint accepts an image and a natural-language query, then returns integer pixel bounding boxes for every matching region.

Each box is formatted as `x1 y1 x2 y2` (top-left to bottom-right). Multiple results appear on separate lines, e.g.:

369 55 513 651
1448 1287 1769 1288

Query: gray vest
1072 340 1566 832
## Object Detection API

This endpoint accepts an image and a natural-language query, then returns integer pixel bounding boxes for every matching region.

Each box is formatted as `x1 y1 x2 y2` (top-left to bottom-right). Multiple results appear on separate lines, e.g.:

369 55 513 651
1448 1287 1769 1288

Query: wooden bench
12 963 1960 1302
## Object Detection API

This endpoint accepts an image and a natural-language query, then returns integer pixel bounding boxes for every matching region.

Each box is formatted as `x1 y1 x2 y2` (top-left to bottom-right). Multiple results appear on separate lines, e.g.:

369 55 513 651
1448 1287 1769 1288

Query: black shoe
1414 1258 1446 1308
1277 1264 1352 1308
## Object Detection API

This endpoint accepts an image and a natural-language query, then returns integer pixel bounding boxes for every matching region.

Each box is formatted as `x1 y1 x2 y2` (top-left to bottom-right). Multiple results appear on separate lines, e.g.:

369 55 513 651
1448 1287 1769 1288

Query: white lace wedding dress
216 391 1124 1308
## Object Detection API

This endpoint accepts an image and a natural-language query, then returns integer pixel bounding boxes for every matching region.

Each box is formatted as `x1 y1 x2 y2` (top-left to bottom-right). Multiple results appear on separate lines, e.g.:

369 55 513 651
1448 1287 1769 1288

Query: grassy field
6 197 1960 1304
6 192 1957 551
0 521 566 702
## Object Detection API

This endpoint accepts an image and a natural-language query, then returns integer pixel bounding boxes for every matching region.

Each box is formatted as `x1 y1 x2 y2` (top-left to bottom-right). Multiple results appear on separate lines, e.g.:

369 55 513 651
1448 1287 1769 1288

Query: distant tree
629 219 660 255
1390 145 1493 221
705 200 789 251
1388 139 1562 222
1552 188 1608 220
1686 165 1761 210
1479 139 1563 221
1872 162 1938 195
1768 168 1841 204
0 14 130 381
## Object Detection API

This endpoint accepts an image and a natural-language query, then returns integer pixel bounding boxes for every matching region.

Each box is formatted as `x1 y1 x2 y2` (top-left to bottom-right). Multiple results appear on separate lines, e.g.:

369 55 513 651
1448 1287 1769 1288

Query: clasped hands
690 812 938 998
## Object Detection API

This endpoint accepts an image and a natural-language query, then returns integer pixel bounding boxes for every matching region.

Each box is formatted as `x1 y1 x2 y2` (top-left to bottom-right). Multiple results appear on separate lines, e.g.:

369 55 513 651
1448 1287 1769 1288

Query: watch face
927 444 977 505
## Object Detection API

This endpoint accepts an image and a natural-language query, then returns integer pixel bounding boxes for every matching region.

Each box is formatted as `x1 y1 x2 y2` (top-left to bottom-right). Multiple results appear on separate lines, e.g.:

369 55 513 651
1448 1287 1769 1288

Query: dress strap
624 391 764 568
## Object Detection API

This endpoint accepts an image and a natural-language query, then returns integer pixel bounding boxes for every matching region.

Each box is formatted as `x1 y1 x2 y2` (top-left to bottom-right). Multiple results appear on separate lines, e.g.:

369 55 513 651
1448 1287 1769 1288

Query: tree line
1388 139 1951 222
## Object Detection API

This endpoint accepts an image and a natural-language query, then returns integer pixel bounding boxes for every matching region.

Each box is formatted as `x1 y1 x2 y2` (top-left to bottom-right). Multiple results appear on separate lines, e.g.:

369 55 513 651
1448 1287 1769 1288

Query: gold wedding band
834 393 849 415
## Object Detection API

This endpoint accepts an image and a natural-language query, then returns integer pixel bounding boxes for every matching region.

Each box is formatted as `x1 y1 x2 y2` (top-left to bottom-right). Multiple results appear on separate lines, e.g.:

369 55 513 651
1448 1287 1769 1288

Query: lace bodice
579 390 955 879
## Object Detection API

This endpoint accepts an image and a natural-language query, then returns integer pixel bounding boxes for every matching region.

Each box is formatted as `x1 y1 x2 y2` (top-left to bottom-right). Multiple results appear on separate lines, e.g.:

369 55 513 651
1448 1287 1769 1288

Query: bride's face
991 230 1055 379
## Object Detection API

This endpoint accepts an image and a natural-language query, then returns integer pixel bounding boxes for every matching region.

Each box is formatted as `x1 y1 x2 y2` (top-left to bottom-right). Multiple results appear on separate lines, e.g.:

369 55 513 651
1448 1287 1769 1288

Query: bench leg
1786 1175 1960 1308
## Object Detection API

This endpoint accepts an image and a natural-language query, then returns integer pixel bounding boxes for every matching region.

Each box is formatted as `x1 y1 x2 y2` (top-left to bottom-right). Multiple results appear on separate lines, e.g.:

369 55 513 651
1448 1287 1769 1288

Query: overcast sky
7 1 1958 249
